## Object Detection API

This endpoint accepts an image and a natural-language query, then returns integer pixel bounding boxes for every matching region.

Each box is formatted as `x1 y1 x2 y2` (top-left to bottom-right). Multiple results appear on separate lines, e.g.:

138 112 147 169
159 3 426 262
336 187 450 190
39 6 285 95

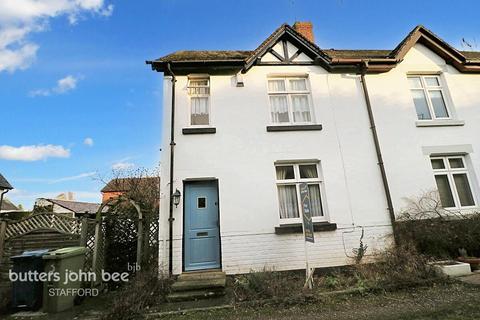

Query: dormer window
187 77 210 126
408 75 450 121
267 77 314 125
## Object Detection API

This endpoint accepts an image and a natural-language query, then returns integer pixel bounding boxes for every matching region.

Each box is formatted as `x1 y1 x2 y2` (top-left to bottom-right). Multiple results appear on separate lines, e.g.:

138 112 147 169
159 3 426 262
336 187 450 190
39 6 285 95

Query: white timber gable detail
260 39 314 64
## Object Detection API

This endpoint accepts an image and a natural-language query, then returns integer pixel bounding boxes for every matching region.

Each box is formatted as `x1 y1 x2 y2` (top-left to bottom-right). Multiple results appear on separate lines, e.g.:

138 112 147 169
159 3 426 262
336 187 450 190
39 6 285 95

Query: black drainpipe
359 61 398 244
166 63 177 275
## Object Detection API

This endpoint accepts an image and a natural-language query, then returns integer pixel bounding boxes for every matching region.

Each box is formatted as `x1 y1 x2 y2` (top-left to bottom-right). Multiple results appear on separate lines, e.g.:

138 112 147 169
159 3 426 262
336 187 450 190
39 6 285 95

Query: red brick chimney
293 21 314 43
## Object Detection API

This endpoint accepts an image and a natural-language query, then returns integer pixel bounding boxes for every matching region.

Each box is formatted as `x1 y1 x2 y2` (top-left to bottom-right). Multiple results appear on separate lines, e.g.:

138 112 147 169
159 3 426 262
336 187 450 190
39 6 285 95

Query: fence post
80 217 88 247
92 218 101 286
137 216 143 269
0 220 7 266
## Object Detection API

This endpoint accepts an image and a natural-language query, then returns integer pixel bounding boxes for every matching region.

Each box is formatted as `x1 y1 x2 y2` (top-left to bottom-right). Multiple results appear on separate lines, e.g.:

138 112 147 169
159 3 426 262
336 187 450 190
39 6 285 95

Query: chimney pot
293 21 314 43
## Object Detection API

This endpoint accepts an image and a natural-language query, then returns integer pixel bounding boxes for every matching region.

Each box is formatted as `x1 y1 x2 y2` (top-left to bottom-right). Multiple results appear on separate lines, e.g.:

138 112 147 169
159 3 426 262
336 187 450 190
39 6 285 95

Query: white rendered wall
365 44 480 213
159 64 395 274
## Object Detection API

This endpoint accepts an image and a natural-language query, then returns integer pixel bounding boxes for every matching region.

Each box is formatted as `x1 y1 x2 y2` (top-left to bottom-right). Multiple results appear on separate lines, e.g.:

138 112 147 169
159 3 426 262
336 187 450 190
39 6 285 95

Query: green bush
396 215 480 258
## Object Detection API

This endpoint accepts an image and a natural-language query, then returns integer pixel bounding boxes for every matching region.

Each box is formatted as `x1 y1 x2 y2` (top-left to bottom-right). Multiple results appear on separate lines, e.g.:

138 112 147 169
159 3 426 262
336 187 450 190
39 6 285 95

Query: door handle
197 232 208 237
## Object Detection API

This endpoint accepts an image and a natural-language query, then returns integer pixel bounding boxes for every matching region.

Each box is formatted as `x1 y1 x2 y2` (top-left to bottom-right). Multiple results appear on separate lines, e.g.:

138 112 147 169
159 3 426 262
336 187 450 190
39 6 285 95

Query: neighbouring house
101 177 160 203
0 198 19 213
0 173 13 213
34 194 101 218
147 22 480 275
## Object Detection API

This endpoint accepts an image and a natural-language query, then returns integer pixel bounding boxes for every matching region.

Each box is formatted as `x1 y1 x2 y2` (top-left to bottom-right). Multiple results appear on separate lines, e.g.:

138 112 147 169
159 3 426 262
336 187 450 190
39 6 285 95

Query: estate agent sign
299 183 315 243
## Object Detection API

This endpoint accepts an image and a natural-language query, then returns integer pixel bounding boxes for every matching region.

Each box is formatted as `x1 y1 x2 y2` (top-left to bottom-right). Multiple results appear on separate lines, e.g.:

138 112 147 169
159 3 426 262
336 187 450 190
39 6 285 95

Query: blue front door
184 181 221 271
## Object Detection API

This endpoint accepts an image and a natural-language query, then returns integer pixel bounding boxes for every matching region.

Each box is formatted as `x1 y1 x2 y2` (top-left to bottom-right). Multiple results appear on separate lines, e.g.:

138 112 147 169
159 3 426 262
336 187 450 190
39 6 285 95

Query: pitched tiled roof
101 177 160 193
148 24 480 73
154 50 252 62
46 199 101 214
1 198 19 211
0 174 13 190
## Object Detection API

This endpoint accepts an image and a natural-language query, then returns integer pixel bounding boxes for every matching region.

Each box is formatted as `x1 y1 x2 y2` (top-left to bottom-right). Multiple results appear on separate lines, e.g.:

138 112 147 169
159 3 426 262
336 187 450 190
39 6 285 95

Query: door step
167 271 226 302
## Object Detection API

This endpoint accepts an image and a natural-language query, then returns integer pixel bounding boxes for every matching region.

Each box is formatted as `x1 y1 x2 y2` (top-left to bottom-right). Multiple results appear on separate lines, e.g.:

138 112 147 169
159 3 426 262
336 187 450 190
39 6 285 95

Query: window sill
182 127 216 134
266 124 323 132
274 222 337 234
415 120 465 127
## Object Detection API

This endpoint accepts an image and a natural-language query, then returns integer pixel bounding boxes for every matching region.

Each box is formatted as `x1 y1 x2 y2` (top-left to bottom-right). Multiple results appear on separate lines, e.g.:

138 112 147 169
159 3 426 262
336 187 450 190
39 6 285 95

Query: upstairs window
275 163 325 222
408 75 450 120
267 77 313 124
187 77 210 126
431 155 476 209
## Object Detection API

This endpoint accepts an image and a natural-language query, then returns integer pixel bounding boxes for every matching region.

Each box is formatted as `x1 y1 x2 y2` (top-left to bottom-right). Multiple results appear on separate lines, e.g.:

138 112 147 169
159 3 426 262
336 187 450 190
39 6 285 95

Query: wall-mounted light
172 189 181 207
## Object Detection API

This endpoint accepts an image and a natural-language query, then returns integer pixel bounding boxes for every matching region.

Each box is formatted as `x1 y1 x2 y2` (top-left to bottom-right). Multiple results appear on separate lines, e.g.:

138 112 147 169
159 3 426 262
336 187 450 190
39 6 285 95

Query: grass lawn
151 282 480 320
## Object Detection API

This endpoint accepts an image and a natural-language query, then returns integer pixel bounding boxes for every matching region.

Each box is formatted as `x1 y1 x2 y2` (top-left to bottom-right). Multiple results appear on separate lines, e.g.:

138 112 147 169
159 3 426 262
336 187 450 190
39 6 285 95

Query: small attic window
187 76 210 126
187 78 210 95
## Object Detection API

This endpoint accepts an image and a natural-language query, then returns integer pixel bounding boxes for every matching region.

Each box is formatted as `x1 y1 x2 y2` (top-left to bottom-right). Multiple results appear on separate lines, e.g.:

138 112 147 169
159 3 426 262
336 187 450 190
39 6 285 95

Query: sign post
299 183 315 289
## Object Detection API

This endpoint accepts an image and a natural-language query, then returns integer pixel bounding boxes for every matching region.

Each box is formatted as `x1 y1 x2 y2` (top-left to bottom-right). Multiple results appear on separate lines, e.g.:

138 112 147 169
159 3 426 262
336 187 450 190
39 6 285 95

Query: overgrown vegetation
232 269 304 302
396 191 480 258
232 241 442 304
101 270 172 320
102 168 160 285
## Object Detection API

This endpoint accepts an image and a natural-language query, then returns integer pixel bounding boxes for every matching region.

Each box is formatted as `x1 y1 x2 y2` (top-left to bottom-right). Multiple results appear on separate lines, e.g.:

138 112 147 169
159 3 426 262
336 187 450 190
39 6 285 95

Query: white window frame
187 77 211 126
267 76 315 125
431 155 477 209
408 75 452 121
275 162 327 225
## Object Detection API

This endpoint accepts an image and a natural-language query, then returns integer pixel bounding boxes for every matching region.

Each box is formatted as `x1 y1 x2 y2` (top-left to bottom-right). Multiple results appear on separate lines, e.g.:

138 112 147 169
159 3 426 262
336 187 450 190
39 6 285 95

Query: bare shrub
101 271 172 320
354 241 440 289
232 269 303 302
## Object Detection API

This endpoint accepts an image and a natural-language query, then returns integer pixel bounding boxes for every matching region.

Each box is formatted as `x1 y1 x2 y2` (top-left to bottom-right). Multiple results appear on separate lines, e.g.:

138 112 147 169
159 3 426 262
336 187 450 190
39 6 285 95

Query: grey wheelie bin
42 247 87 313
11 249 50 310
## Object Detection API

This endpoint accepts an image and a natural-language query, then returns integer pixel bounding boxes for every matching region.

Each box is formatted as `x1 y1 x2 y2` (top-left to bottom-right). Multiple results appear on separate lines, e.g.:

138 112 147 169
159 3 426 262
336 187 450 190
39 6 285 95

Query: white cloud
13 171 97 183
0 144 70 161
0 0 114 73
30 74 80 96
83 137 94 146
112 161 135 170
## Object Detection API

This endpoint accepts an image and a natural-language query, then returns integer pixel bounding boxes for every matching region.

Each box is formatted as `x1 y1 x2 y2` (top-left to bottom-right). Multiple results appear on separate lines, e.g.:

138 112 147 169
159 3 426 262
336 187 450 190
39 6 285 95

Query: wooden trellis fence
0 213 104 287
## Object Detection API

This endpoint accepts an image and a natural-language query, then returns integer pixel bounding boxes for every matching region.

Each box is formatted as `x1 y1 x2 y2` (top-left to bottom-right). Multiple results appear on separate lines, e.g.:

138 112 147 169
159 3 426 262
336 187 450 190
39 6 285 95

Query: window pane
429 90 449 118
191 97 209 125
278 185 299 218
448 158 464 169
425 77 440 87
431 159 445 170
276 166 295 180
411 90 432 120
269 95 289 123
289 79 307 91
453 174 475 207
299 165 318 178
291 95 311 123
268 80 286 92
197 197 206 209
188 79 209 95
308 184 323 217
435 175 456 207
408 77 423 88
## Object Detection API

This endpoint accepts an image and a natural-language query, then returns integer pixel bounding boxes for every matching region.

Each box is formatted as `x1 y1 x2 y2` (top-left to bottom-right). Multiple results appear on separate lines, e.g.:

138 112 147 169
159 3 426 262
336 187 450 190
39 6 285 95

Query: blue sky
1 0 479 209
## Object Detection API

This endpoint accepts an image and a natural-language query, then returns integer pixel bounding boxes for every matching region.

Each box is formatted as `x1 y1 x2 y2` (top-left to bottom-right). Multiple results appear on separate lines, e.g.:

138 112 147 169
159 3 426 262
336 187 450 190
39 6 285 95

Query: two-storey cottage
147 22 480 275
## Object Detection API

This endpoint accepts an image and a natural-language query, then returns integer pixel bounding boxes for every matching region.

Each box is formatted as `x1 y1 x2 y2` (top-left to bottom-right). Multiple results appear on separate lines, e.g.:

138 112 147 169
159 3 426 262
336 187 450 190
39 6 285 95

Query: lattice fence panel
5 213 82 240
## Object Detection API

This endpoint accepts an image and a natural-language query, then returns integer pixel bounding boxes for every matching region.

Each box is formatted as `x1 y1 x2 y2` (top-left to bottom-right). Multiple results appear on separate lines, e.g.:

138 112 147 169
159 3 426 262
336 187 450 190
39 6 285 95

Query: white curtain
278 185 299 219
270 95 289 123
191 97 209 125
289 79 307 91
268 79 286 92
308 184 323 217
291 95 311 123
